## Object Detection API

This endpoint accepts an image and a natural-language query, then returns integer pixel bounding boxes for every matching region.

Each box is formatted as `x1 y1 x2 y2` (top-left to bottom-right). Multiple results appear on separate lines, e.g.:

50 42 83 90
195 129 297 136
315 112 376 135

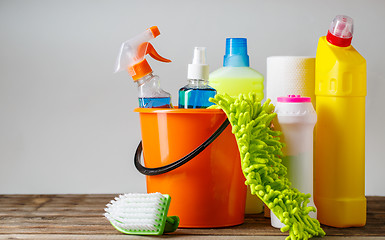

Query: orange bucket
134 108 246 228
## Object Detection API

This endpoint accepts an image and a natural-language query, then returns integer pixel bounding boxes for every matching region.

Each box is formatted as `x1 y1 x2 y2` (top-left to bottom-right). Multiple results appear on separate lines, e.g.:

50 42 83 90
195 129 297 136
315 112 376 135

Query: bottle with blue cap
209 38 264 214
209 38 264 101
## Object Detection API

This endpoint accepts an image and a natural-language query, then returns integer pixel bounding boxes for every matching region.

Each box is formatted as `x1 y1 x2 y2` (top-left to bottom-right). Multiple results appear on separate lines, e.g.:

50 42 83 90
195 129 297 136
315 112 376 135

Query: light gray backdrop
1 0 384 195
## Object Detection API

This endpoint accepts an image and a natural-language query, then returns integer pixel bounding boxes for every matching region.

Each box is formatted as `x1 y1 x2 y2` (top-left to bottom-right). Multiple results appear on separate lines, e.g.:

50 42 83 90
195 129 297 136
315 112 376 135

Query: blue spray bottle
178 47 216 108
114 26 173 108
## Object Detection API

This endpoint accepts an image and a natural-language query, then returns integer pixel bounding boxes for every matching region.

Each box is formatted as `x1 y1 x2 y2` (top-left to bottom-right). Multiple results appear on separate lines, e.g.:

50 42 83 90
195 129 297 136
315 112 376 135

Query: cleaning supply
104 192 179 235
266 56 316 108
178 47 216 108
270 95 317 229
314 15 367 227
209 38 264 213
114 26 172 108
209 38 264 100
134 107 246 227
209 93 325 240
209 93 324 239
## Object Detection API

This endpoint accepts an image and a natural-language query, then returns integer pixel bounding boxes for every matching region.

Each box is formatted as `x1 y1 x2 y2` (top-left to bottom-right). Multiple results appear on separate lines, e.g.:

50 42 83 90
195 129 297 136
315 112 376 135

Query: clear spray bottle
178 47 216 108
115 26 173 108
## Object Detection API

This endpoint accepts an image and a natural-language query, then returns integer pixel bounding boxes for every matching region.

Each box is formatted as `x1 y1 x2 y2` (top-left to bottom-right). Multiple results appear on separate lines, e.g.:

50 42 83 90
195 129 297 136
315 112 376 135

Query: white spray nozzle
192 47 207 64
188 47 209 80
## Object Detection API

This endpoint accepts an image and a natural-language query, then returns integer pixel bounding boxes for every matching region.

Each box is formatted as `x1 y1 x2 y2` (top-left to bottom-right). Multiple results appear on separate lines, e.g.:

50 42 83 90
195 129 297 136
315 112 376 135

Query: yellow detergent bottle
314 15 367 227
209 38 264 214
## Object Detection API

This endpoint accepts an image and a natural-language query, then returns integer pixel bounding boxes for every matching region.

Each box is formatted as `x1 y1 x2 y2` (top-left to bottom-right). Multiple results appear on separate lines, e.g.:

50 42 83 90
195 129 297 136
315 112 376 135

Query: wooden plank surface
0 195 384 239
0 236 384 240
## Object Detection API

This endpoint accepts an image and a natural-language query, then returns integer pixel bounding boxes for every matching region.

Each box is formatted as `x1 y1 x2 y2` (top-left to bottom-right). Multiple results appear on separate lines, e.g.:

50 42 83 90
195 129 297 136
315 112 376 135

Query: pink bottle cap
277 95 311 103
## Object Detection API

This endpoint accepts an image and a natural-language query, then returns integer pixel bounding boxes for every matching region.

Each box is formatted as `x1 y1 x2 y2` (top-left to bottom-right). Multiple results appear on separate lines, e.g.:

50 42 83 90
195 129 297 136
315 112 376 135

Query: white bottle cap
188 47 209 80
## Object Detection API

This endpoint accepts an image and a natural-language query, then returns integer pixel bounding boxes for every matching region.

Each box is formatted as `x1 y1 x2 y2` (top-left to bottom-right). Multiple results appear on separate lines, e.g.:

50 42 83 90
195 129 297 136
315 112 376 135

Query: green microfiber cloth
209 93 325 240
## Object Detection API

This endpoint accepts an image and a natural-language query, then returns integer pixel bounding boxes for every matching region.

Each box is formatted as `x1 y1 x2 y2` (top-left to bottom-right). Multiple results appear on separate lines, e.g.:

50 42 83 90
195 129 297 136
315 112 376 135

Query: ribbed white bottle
271 95 317 229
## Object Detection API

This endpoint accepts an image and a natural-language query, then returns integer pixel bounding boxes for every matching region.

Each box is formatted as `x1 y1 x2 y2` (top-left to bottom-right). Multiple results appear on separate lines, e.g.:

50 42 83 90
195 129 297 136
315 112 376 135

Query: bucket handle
134 118 230 176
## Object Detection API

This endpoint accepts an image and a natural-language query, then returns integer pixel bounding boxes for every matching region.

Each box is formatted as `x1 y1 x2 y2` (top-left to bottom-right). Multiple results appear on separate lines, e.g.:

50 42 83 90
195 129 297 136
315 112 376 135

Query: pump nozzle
326 15 354 47
192 47 207 65
114 26 171 81
188 47 209 81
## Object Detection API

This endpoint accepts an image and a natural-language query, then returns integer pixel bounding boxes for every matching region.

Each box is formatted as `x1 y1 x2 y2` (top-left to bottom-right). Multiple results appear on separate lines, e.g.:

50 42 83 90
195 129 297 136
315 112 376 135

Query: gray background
1 0 384 195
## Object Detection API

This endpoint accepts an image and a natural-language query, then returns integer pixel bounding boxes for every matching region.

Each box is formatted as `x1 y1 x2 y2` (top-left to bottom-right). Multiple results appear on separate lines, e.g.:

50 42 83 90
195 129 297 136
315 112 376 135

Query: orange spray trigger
145 43 171 63
129 42 171 80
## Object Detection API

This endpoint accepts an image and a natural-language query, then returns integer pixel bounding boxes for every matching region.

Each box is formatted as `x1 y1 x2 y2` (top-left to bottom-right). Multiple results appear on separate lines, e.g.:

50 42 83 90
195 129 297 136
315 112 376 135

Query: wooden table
0 195 384 239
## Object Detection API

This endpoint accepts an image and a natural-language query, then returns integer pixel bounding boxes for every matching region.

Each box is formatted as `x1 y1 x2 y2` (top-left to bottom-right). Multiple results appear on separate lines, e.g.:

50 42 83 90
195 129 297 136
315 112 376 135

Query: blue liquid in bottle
136 73 173 108
179 47 215 109
178 85 216 108
139 97 172 108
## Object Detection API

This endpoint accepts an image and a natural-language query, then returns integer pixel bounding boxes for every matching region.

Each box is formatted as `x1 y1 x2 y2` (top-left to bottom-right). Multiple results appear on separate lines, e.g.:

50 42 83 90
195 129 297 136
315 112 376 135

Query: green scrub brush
209 93 325 240
104 192 179 235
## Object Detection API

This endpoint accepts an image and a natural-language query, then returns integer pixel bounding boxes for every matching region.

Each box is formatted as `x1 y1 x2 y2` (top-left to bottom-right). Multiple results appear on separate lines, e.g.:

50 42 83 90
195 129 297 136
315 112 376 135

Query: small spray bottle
115 26 173 108
178 47 216 109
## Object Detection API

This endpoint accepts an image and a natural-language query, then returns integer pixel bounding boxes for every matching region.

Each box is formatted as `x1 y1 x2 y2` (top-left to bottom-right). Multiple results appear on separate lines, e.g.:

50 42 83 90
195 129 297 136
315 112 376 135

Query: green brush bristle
209 93 325 240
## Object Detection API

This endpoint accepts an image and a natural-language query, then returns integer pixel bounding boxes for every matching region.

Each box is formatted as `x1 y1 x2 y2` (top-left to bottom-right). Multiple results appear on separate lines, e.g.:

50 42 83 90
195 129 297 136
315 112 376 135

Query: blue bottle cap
223 38 250 67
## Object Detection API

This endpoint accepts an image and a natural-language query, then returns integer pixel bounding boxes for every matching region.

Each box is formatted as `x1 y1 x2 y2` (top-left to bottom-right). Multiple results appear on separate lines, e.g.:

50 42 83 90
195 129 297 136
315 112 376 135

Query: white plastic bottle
271 95 317 228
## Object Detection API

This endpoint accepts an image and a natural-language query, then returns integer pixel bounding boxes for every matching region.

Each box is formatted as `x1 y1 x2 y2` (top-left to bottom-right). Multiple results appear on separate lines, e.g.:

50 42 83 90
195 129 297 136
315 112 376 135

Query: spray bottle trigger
143 43 171 63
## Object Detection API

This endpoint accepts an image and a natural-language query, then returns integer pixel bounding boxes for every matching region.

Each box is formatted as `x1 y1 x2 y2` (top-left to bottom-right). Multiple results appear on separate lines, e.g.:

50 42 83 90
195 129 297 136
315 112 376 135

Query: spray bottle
314 15 366 227
115 26 173 108
178 47 216 108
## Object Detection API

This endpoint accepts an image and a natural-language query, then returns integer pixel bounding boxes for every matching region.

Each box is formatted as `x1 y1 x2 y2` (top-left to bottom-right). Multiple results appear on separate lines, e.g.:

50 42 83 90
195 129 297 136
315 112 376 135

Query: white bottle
271 95 317 229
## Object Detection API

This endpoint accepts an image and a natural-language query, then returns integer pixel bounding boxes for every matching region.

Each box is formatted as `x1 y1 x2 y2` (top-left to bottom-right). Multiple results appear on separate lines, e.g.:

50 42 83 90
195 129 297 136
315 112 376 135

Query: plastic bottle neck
326 30 352 47
187 78 209 88
223 55 249 67
136 73 155 86
223 38 250 67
